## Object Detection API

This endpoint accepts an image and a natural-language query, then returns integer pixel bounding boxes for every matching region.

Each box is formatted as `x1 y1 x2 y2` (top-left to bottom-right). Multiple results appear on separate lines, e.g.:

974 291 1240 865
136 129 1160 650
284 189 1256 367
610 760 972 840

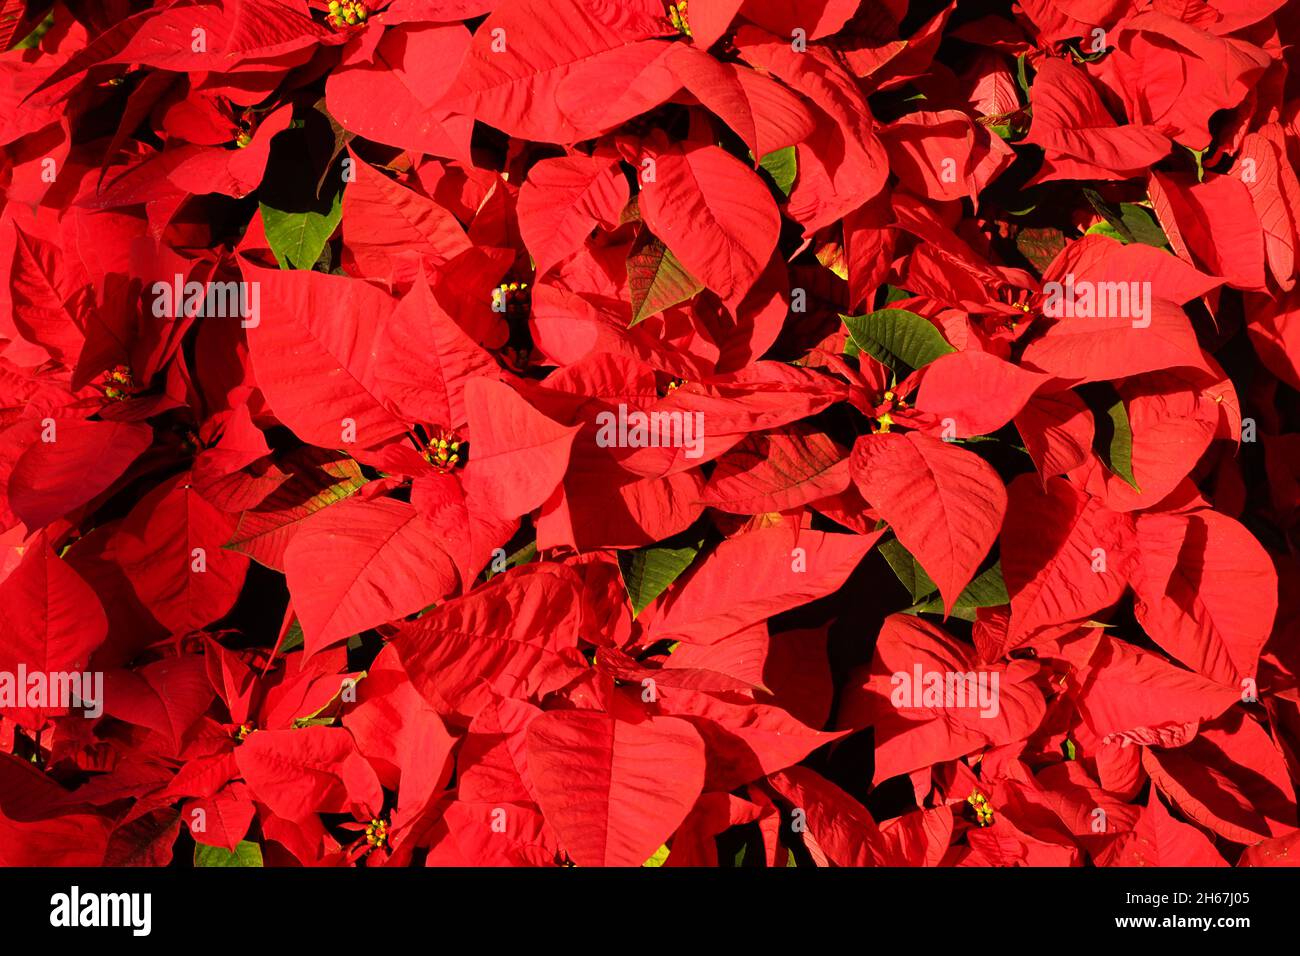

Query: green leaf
1096 396 1139 490
883 536 1008 621
907 562 1010 621
627 230 703 327
1083 188 1127 238
643 844 671 866
1079 383 1140 490
618 541 701 616
1084 221 1127 243
758 146 797 197
261 190 342 271
1083 192 1168 248
15 13 54 50
195 841 264 867
880 537 937 603
256 107 349 270
842 308 955 372
277 618 305 655
1116 204 1167 247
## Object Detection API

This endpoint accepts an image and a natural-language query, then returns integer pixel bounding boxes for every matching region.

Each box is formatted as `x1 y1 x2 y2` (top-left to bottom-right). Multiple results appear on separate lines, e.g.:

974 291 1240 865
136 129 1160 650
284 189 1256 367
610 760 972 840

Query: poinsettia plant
1 0 1299 869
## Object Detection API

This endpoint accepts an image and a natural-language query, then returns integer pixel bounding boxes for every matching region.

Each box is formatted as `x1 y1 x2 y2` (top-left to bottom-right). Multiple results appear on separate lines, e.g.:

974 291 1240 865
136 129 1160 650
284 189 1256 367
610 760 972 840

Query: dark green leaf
1097 396 1139 489
883 536 1007 621
842 308 955 372
907 562 1009 621
1120 204 1167 247
880 536 937 603
277 618 305 655
618 541 701 616
1083 191 1166 248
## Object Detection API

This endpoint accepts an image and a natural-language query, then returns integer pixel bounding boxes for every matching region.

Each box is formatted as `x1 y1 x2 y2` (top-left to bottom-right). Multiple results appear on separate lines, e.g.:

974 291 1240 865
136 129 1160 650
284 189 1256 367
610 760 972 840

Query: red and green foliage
1 0 1299 867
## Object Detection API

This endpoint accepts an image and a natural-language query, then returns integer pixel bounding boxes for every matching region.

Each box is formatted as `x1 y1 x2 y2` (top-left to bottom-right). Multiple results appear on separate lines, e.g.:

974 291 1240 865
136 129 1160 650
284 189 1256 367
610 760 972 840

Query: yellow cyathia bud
102 365 135 401
667 0 692 36
967 789 996 826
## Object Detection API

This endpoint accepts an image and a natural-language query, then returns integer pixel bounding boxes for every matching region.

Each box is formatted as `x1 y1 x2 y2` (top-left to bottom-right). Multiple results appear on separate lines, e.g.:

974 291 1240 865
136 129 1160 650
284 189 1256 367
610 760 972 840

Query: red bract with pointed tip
1 0 1297 871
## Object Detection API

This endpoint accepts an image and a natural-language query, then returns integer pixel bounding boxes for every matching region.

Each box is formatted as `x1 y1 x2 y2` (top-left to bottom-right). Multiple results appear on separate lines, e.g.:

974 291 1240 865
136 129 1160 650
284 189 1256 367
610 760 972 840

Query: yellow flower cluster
667 1 691 37
967 790 995 827
365 818 389 848
103 366 134 401
327 1 368 28
424 436 463 471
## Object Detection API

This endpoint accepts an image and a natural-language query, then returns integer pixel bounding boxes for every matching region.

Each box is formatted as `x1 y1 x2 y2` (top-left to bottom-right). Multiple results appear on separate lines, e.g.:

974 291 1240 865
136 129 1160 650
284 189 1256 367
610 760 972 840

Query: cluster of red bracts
1 0 1298 868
